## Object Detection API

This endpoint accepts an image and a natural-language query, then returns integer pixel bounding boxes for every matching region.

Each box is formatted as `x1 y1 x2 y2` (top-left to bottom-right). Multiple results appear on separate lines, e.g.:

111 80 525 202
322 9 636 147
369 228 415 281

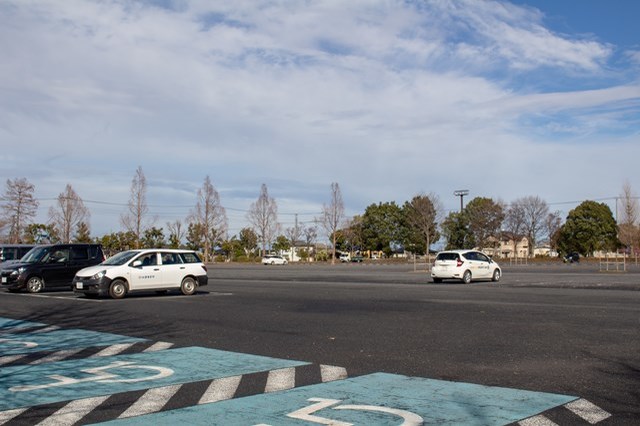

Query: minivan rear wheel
26 276 44 293
181 277 196 295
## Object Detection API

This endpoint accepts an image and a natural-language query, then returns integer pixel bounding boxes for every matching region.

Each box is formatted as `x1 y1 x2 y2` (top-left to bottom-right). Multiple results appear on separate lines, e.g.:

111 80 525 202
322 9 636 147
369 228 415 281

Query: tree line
1 169 637 261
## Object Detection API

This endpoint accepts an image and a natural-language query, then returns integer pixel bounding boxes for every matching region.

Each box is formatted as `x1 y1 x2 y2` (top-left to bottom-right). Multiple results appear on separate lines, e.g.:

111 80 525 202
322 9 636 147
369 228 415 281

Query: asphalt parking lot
1 261 639 424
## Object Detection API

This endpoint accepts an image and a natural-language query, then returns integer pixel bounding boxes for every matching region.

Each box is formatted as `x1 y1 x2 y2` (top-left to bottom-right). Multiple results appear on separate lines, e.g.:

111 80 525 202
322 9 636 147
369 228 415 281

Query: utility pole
454 190 469 212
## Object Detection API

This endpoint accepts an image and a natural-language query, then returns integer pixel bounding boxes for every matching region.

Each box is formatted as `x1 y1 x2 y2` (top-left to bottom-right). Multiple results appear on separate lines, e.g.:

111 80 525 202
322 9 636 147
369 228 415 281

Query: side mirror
132 260 142 268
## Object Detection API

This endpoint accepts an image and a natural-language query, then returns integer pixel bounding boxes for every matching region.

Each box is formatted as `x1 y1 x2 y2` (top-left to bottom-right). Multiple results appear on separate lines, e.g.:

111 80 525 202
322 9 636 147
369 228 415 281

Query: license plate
1 277 6 283
76 282 83 289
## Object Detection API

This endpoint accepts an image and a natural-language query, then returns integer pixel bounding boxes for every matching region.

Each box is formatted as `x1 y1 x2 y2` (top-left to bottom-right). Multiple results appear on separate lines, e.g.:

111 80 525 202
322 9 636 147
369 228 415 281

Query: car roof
130 249 196 253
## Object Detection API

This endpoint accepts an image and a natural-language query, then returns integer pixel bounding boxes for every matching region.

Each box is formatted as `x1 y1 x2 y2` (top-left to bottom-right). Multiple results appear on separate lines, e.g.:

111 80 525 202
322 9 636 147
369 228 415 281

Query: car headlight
11 268 25 276
92 270 106 280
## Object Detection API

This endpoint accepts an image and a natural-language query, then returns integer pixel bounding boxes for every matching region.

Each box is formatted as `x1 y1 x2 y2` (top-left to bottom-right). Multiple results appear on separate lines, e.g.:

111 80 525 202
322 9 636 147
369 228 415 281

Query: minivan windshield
102 251 139 266
20 246 51 263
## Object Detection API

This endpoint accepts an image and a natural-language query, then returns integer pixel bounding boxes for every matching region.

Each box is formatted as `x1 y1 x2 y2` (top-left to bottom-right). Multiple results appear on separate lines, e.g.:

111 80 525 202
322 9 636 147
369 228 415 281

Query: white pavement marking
198 375 242 404
265 367 296 393
143 341 174 352
31 325 60 334
519 415 559 426
0 408 27 425
118 384 181 419
30 348 84 364
320 365 348 382
90 343 135 358
36 395 110 426
0 354 26 366
565 399 611 424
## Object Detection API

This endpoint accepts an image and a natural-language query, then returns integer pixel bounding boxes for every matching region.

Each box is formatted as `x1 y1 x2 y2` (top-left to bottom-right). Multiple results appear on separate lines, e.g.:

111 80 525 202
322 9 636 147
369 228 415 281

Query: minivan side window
46 249 70 264
180 252 202 263
71 246 89 260
476 253 490 262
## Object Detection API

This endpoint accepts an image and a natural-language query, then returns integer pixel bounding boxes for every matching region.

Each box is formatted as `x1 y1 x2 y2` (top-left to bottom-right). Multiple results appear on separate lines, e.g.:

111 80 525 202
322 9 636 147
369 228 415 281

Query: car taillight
457 259 464 267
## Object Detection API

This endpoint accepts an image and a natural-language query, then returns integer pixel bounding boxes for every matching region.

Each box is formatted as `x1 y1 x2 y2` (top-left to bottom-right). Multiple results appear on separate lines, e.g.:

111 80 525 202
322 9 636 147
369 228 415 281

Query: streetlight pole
454 190 469 212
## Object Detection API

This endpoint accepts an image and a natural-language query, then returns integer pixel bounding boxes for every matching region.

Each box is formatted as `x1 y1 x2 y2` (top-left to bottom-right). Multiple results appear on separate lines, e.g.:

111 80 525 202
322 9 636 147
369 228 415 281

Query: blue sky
1 0 638 239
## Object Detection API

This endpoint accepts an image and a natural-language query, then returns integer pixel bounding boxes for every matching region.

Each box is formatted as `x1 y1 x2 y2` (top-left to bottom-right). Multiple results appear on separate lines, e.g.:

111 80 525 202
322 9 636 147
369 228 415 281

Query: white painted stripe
0 354 26 366
519 415 559 426
0 408 27 425
265 367 296 392
198 375 242 404
30 348 84 364
118 384 181 419
36 395 110 426
31 325 60 334
90 343 135 357
143 341 174 352
320 365 348 382
565 399 611 424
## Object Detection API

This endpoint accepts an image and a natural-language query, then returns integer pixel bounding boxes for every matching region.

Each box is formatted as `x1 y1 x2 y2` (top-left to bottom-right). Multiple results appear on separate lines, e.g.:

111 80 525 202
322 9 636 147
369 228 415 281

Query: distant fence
599 253 626 272
509 257 528 266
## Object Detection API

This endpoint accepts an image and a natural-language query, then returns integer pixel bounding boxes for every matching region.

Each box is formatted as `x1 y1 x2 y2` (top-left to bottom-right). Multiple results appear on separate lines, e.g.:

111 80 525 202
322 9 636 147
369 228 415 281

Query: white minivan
73 249 208 299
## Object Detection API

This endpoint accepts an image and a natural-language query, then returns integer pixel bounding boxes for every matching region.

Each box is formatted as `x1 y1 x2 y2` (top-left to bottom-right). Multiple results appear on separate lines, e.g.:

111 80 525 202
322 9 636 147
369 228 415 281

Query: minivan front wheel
462 270 472 284
492 269 501 282
181 277 196 295
26 276 44 293
109 280 127 299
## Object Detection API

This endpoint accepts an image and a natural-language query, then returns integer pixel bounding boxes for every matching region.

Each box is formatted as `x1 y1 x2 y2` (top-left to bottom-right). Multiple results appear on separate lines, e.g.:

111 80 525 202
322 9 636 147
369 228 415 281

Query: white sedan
262 255 288 265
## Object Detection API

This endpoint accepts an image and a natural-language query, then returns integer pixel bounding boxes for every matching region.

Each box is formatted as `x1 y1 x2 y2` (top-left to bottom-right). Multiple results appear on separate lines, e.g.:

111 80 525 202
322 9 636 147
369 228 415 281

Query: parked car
73 249 208 299
339 253 351 262
351 255 364 263
1 244 105 293
262 255 288 265
0 244 36 263
431 250 501 284
563 252 580 263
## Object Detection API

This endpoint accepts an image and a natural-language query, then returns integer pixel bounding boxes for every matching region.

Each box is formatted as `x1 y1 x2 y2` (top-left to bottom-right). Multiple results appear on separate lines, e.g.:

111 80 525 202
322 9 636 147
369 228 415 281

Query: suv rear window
180 252 202 263
436 253 460 261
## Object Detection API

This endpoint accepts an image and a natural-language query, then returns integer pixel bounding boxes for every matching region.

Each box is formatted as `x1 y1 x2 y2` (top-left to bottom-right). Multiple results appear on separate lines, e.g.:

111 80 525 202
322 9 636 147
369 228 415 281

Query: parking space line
519 415 559 425
118 384 182 419
30 348 84 365
90 343 136 358
0 407 27 425
565 398 611 424
36 395 110 426
143 341 174 352
265 367 296 393
198 376 242 404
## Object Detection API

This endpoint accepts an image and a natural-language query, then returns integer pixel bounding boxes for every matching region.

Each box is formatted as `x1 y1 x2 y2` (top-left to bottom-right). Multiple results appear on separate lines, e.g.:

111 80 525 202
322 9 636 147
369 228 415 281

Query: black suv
1 244 105 293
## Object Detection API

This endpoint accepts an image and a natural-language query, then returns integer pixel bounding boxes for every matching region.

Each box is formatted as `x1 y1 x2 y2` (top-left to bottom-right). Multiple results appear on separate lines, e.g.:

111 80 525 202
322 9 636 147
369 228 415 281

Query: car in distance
1 244 105 293
73 249 208 299
563 252 580 263
0 244 36 264
262 255 288 265
431 249 501 284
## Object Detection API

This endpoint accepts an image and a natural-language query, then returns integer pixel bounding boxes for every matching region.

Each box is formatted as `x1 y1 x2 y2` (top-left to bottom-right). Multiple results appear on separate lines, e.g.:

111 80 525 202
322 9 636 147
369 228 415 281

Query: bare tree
48 184 90 243
503 201 526 258
618 180 639 253
545 211 563 254
319 182 345 264
189 176 227 262
247 184 279 257
520 196 549 256
166 219 185 248
1 178 39 243
285 215 302 261
403 192 443 256
303 224 318 260
120 166 148 248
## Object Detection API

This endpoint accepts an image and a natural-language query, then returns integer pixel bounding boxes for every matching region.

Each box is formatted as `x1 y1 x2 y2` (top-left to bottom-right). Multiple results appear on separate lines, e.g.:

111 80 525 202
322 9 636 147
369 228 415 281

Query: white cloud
0 0 638 237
